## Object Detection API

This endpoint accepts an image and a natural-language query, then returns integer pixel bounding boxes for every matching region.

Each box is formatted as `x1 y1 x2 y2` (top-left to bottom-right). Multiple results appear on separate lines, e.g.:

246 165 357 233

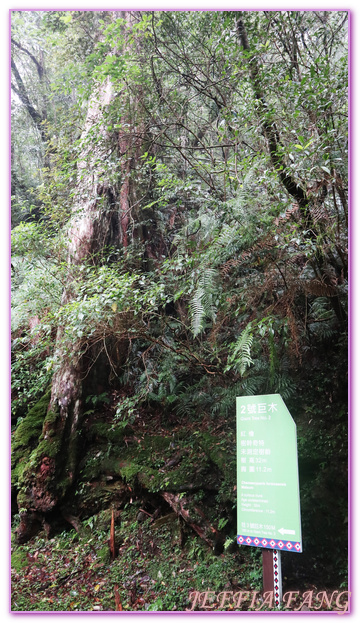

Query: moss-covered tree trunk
16 13 139 541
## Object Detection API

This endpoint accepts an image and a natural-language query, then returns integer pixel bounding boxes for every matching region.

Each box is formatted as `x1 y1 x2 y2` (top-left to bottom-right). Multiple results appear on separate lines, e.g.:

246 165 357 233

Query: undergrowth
11 504 348 612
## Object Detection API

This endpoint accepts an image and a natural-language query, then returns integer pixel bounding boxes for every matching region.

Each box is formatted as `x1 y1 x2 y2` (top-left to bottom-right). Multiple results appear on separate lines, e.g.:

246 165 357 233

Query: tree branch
11 56 49 147
235 13 346 324
11 37 44 80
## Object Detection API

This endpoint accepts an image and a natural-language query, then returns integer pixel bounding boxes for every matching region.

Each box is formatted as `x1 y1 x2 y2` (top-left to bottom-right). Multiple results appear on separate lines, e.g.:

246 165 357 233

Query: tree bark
15 21 133 537
15 11 155 542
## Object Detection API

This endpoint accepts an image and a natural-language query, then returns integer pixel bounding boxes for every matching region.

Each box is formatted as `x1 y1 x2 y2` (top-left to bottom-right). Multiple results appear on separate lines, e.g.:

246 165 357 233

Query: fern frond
190 268 218 336
271 373 296 399
305 280 337 297
226 324 254 376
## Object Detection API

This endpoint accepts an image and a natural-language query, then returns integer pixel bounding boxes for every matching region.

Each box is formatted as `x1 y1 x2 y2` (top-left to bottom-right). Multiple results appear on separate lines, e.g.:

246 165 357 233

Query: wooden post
262 548 274 593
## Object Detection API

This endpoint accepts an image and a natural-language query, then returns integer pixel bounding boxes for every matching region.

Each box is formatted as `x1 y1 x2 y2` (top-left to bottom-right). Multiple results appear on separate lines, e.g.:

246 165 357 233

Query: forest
11 9 349 612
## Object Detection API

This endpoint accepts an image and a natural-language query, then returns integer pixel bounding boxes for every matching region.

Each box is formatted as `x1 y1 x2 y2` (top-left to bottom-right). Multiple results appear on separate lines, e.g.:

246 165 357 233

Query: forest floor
11 505 349 613
11 390 349 613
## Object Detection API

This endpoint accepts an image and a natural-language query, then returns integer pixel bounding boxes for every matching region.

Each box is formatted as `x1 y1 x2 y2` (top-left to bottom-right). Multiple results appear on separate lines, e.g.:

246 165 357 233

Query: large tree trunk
16 17 138 538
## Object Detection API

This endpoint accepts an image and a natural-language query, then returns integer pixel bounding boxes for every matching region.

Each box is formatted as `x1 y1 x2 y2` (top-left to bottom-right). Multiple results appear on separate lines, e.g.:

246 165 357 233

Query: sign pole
262 548 282 608
237 394 301 611
262 548 274 593
272 549 282 608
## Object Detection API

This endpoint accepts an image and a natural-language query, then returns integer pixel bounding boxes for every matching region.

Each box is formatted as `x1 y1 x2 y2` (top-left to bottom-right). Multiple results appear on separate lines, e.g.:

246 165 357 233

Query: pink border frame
8 7 352 617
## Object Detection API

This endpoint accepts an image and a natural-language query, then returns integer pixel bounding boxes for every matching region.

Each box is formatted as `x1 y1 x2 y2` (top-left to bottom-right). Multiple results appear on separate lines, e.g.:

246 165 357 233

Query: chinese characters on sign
237 395 302 553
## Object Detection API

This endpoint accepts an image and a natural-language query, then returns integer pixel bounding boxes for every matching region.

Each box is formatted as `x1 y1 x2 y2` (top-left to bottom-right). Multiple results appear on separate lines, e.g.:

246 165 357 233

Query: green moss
73 479 129 518
78 430 226 499
32 436 62 460
97 544 111 564
198 432 222 467
12 390 51 452
77 430 229 510
11 548 29 572
14 400 73 500
80 450 115 481
11 389 51 488
42 409 59 429
119 460 158 487
139 435 170 452
198 432 236 501
12 458 28 487
79 433 172 484
89 422 128 443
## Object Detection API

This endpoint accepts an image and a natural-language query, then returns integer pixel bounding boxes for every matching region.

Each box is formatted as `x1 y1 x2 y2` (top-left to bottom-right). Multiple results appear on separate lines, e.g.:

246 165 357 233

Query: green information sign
237 394 302 553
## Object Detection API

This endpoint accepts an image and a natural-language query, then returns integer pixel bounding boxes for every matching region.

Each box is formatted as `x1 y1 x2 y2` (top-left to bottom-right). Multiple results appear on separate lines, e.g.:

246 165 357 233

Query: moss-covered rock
198 432 236 502
12 390 51 451
14 395 80 519
70 478 129 517
16 410 64 501
77 430 225 500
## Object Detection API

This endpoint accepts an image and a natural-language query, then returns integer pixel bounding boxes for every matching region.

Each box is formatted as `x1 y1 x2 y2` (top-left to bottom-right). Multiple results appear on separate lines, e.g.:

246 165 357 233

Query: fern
190 267 218 336
225 324 254 376
271 373 296 399
210 380 259 417
309 297 335 322
175 379 214 418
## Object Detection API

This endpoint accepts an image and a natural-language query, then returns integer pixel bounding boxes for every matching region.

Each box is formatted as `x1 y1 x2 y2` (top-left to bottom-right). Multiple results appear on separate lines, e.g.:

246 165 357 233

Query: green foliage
11 344 53 420
190 268 218 336
13 501 346 612
11 222 64 331
11 9 348 594
85 393 110 408
226 325 254 376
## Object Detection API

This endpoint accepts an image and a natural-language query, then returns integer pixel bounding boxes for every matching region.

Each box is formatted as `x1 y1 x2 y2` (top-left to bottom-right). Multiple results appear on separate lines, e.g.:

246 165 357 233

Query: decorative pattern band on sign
237 535 302 552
